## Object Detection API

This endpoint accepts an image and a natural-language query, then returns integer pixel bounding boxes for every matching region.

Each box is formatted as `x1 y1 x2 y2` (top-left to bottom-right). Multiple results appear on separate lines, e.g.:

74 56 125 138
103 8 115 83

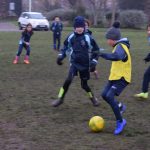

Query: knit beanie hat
73 16 85 28
105 21 121 40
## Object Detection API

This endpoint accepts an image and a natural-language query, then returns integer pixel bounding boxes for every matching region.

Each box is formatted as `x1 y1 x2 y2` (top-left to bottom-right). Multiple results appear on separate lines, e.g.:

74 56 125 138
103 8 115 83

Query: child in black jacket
52 16 100 107
50 16 63 51
13 23 33 64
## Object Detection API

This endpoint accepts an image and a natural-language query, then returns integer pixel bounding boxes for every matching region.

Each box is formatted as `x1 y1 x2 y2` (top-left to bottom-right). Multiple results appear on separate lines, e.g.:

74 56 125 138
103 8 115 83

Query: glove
56 55 63 65
90 59 97 72
144 53 150 63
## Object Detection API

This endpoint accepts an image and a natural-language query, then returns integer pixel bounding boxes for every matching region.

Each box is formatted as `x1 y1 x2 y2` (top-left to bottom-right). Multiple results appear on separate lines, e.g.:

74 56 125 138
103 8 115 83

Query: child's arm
99 44 127 61
90 37 100 71
56 37 69 65
50 22 55 32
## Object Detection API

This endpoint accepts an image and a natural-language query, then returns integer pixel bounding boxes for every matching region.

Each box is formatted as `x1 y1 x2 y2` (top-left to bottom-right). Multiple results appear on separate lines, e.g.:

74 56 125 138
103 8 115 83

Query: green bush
119 10 148 29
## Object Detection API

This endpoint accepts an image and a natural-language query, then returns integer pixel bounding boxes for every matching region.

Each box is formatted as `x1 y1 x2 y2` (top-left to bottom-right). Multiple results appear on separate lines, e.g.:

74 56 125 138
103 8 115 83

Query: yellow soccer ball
89 116 105 132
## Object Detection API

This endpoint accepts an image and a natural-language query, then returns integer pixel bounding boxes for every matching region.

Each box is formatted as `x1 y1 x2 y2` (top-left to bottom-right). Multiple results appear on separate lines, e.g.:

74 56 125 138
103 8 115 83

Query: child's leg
13 44 23 64
142 66 150 93
102 79 128 121
57 35 61 50
16 44 24 56
80 79 99 106
80 69 100 106
52 66 75 107
58 72 74 99
104 87 123 121
135 66 150 99
53 34 57 50
24 46 30 64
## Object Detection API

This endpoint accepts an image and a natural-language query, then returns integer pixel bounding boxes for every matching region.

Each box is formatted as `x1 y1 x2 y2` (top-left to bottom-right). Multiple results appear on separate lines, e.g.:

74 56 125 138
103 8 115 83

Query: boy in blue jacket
50 16 63 51
52 16 100 107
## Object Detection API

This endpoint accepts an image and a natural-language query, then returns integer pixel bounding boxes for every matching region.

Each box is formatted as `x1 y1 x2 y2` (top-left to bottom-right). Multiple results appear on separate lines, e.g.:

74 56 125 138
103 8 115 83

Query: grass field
0 28 150 150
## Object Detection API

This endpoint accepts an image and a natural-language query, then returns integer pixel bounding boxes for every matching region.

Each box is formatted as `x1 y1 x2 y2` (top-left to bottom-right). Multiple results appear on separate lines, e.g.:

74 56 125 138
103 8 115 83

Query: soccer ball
89 116 105 132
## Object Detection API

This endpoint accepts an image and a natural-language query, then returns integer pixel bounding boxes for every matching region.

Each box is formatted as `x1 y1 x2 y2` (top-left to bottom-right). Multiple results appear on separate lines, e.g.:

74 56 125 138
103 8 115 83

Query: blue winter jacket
58 32 100 71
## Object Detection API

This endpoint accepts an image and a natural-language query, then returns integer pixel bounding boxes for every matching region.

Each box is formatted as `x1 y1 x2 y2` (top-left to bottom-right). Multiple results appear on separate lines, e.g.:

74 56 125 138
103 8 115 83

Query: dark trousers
61 65 92 99
53 34 61 50
16 44 31 56
142 66 150 93
101 78 128 121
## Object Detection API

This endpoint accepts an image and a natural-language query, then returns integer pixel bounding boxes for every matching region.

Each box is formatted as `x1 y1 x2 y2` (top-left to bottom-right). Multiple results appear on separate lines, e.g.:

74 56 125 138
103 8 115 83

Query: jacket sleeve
100 44 127 61
50 23 55 32
58 36 70 59
90 37 100 61
20 32 26 43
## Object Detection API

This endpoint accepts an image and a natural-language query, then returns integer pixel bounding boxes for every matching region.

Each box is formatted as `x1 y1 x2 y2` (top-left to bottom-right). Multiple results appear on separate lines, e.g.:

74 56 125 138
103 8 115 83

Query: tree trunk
111 0 116 26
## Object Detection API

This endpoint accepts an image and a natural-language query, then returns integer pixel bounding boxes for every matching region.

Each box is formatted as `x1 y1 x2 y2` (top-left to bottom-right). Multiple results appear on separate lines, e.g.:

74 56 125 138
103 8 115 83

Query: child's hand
57 56 63 65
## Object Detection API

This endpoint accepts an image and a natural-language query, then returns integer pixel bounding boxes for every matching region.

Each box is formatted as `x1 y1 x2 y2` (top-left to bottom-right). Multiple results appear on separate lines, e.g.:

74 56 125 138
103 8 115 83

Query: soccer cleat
24 59 30 64
90 97 100 107
13 59 18 64
134 92 148 99
114 119 127 135
52 98 64 107
13 56 19 64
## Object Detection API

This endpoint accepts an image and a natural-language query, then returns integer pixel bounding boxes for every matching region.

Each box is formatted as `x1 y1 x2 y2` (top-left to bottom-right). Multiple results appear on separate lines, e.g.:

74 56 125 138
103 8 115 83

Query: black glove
144 53 150 63
56 56 63 65
90 60 97 72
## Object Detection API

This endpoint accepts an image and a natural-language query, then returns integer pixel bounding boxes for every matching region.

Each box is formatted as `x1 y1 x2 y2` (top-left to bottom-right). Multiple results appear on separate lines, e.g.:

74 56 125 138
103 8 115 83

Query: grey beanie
105 21 121 40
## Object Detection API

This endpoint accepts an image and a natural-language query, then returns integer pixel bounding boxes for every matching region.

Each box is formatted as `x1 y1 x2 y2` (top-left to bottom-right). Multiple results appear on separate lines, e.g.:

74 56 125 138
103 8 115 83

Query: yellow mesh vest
109 44 132 83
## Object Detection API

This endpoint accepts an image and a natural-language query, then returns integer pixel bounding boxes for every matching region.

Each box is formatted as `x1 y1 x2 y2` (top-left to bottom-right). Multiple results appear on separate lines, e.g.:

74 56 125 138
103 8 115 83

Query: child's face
55 17 60 22
27 25 32 32
107 39 116 47
75 27 84 34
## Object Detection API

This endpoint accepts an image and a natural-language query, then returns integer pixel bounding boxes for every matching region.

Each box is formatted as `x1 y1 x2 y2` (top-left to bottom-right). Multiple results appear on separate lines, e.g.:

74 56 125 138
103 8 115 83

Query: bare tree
111 0 117 25
144 0 150 22
86 0 107 26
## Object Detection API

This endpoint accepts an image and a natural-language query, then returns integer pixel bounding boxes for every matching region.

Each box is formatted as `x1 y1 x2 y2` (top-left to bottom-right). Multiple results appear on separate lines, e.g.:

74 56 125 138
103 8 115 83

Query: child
85 19 99 79
52 16 100 107
134 56 150 99
99 22 132 135
50 16 63 51
13 23 33 64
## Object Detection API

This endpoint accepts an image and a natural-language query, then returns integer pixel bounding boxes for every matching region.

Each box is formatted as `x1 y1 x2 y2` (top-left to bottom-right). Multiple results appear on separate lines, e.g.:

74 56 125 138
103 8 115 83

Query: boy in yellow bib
99 22 132 135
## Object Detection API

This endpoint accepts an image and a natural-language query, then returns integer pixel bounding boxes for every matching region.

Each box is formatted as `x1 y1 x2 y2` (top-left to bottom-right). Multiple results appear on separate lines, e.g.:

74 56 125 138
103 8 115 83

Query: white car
18 12 50 31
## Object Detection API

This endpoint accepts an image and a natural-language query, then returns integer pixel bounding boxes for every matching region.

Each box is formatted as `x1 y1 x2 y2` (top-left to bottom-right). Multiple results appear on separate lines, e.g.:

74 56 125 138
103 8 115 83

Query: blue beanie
73 16 85 28
105 21 121 40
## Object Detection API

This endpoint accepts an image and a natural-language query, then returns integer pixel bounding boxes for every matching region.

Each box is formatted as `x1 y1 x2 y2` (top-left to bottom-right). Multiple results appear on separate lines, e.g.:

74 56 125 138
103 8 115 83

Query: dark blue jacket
58 32 100 71
19 31 33 44
100 38 130 61
50 22 63 36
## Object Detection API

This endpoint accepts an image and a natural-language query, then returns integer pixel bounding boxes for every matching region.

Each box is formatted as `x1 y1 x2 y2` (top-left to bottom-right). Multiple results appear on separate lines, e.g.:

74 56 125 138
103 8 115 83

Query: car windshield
28 13 44 19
